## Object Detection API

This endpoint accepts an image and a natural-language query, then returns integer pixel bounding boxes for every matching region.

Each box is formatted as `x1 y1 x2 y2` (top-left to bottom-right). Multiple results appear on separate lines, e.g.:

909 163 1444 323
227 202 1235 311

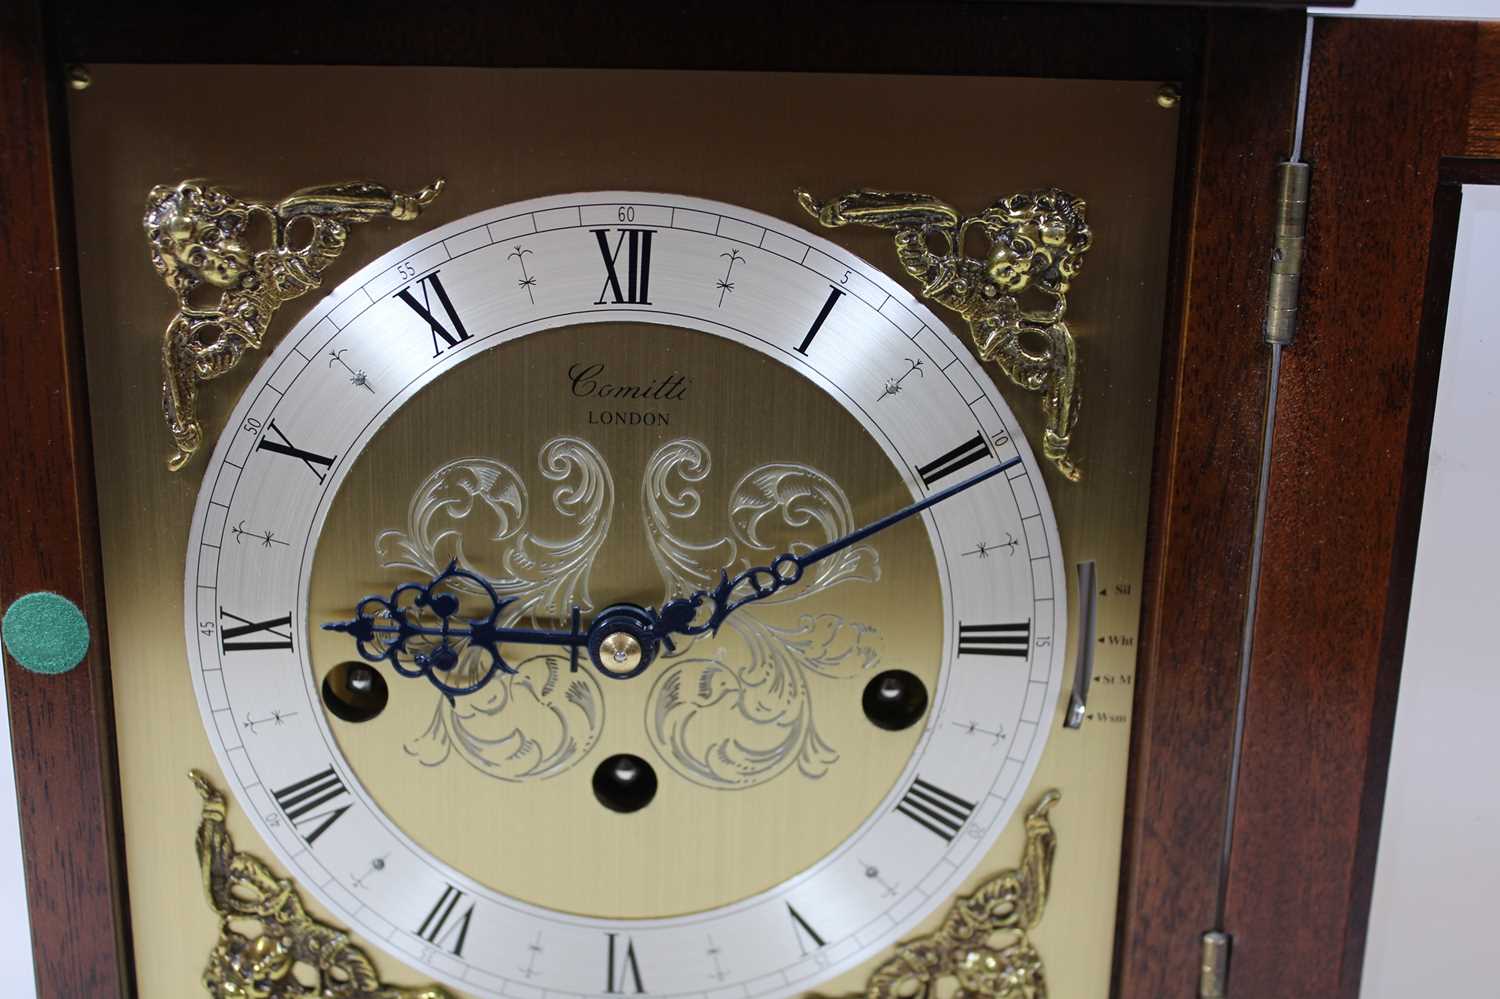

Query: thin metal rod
1217 342 1283 923
1291 15 1315 165
1213 14 1315 932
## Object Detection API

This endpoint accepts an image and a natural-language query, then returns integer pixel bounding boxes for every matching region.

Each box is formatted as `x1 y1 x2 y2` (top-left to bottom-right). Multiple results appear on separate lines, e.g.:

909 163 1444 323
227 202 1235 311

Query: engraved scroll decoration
376 438 612 782
823 790 1060 999
191 770 451 999
144 178 443 471
641 439 882 788
375 437 890 788
796 189 1092 481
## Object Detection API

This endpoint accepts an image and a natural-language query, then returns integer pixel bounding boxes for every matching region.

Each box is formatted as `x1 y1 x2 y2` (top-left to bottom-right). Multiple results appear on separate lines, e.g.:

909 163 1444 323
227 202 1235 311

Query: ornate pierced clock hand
328 458 1019 690
323 561 586 700
646 454 1022 646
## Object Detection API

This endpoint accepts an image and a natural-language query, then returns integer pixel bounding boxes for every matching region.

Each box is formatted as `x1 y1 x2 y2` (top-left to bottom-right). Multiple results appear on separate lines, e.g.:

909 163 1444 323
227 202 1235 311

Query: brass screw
1155 84 1181 110
66 65 92 91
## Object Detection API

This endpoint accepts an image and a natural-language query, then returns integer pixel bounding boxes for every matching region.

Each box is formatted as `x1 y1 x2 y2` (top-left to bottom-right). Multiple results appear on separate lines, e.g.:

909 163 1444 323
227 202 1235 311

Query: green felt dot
2 592 90 675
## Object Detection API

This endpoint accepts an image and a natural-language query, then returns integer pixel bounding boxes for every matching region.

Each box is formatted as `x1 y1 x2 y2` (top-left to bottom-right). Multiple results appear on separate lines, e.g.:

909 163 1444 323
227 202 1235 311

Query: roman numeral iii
415 884 474 957
895 777 976 843
218 607 292 653
271 766 351 845
593 228 655 305
394 270 471 357
957 620 1032 658
915 433 990 488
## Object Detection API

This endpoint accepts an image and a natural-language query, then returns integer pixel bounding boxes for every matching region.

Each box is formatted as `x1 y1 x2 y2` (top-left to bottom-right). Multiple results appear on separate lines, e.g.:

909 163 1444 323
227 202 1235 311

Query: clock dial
185 193 1065 997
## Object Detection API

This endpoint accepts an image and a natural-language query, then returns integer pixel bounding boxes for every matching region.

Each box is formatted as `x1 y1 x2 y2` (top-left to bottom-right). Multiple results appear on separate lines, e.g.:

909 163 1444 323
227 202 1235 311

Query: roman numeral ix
895 777 977 843
957 620 1032 658
593 228 655 305
394 270 471 357
915 433 991 488
271 766 351 845
219 607 292 653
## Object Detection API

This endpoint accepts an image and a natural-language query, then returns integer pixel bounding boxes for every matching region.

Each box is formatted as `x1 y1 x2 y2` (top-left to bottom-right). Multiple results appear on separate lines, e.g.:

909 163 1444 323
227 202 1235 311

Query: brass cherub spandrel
796 189 1091 481
144 178 443 471
823 790 1060 999
190 770 452 999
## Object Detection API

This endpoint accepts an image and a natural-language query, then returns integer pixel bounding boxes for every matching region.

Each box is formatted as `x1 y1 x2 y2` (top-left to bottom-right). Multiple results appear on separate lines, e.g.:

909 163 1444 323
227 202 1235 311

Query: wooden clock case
3 2 1498 997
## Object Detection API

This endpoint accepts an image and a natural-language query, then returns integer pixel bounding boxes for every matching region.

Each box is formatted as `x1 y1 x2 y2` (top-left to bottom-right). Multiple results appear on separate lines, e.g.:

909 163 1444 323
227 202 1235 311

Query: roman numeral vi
605 933 646 993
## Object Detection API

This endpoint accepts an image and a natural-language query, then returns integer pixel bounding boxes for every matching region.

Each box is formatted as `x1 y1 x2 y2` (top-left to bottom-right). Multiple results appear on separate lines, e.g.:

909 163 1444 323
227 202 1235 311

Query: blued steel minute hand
644 455 1021 645
325 455 1019 694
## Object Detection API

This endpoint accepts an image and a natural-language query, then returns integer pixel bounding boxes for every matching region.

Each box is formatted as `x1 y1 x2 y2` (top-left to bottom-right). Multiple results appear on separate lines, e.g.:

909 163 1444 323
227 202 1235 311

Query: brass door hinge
1199 930 1231 999
1263 161 1311 346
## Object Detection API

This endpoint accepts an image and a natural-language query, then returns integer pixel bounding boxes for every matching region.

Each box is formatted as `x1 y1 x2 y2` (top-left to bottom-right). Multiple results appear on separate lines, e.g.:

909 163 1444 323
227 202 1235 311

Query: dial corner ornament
144 177 444 472
795 188 1091 481
191 769 453 999
822 788 1060 999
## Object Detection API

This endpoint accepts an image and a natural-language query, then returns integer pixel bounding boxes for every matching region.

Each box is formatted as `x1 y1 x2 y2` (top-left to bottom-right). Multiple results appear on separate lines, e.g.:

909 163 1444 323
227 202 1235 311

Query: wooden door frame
1224 16 1500 999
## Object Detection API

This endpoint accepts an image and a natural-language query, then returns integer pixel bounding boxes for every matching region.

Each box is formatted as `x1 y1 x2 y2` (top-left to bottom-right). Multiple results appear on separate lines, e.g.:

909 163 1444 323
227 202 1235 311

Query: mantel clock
7 4 1477 999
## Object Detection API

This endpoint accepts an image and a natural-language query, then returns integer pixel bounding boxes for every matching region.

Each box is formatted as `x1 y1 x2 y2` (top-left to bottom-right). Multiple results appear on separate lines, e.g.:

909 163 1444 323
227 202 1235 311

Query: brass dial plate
65 65 1178 997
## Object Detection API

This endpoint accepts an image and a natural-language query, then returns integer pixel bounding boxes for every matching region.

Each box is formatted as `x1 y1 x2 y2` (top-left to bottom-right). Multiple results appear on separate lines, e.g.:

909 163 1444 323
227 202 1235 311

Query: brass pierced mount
823 789 1060 999
144 178 443 471
796 188 1092 481
190 770 452 999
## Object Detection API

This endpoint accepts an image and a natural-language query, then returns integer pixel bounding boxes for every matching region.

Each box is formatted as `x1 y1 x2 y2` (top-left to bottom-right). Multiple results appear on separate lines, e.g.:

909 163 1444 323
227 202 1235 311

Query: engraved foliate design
144 178 443 471
376 438 611 781
643 439 886 789
373 436 892 789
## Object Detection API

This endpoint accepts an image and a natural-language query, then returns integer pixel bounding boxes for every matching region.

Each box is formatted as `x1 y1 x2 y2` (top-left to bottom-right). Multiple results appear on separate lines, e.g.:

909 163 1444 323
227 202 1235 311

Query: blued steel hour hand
326 456 1017 695
323 561 586 700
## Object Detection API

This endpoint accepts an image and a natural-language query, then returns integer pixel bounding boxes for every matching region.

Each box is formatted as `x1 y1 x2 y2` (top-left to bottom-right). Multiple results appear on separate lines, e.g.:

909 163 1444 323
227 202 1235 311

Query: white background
3 4 1499 995
1314 0 1500 15
1358 186 1500 996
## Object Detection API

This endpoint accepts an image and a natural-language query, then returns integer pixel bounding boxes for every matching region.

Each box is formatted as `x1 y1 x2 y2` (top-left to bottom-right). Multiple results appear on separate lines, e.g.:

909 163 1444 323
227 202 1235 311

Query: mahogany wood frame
1225 19 1500 999
0 3 1480 997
